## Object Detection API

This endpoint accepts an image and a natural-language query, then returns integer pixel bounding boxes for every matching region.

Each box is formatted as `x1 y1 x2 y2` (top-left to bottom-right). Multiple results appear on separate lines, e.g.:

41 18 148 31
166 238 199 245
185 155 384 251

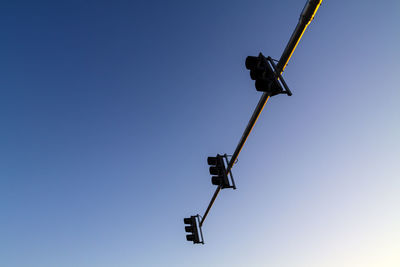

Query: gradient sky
1 0 399 266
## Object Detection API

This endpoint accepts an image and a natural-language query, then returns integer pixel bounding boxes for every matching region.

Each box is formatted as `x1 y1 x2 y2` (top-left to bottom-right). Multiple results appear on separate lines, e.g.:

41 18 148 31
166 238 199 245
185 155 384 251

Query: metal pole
276 0 323 73
200 186 221 227
200 0 322 227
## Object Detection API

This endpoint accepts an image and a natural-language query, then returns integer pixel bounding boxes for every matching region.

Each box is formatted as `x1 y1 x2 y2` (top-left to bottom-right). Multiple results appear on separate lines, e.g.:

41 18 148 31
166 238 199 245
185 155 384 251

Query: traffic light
207 154 230 188
184 215 202 244
245 53 284 96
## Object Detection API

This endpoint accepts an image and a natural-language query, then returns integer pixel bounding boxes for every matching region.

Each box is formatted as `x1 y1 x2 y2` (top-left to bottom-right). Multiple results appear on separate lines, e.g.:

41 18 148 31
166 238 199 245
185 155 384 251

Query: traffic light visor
245 56 259 70
207 157 218 165
209 166 220 175
212 176 222 186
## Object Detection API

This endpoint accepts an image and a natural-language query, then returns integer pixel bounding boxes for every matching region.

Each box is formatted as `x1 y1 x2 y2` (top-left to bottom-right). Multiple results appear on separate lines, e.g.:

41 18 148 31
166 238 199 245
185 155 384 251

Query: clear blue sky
1 0 399 266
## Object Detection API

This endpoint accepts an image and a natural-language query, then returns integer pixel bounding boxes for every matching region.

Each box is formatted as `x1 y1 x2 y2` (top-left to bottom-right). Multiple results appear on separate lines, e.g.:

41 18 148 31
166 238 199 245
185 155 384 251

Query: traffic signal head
207 155 230 188
245 53 284 96
184 216 201 244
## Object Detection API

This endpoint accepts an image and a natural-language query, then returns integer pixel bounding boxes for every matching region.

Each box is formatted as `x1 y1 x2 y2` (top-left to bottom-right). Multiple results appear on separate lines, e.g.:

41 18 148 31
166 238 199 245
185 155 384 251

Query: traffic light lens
184 218 191 224
185 226 193 232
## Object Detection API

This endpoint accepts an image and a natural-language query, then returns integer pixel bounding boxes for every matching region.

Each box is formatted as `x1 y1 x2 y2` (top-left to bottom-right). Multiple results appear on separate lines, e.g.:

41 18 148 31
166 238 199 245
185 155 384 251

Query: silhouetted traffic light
245 53 284 96
184 215 203 244
207 154 230 188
